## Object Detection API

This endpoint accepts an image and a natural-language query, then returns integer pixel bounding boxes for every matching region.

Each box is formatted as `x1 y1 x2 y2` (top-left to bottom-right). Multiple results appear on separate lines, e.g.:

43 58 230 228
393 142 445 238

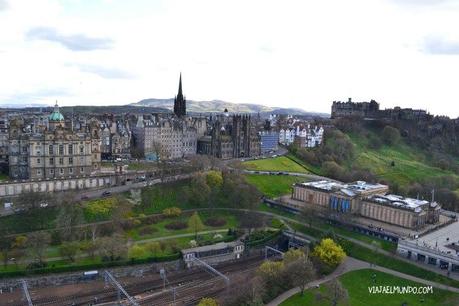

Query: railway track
19 255 265 306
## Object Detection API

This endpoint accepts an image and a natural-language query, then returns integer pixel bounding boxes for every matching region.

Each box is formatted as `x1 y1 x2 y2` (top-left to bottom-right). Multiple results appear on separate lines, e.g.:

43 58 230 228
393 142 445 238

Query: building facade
291 180 441 229
8 103 101 180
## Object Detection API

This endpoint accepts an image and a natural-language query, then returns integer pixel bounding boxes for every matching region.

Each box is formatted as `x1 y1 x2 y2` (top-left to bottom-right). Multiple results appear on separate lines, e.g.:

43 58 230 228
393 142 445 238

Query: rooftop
297 180 388 197
365 194 438 212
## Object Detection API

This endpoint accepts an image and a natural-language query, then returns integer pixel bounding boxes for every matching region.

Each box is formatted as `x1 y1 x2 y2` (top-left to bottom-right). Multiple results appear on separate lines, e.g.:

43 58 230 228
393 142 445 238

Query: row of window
36 157 86 165
36 167 86 176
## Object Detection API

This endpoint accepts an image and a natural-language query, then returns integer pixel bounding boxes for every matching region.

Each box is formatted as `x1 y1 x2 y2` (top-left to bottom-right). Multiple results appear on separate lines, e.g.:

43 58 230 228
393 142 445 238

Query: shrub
143 215 163 225
138 226 158 236
163 207 182 218
165 221 187 230
204 217 226 227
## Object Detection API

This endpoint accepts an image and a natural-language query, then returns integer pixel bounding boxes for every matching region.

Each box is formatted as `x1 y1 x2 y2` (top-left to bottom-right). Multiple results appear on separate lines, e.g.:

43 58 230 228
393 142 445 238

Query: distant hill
130 98 329 117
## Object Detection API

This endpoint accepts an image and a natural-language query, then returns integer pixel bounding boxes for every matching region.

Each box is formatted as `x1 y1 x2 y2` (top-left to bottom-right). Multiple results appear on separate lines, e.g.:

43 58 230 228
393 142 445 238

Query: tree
59 241 80 262
163 207 182 218
80 240 98 259
283 248 306 265
97 234 128 261
145 241 161 257
285 257 316 295
239 211 266 233
301 205 317 228
312 238 346 267
257 261 284 279
128 244 148 259
382 126 400 145
189 155 211 171
26 231 51 264
0 235 12 268
13 191 55 230
197 297 218 306
55 201 84 241
188 212 204 239
316 279 348 306
10 235 27 267
186 173 211 207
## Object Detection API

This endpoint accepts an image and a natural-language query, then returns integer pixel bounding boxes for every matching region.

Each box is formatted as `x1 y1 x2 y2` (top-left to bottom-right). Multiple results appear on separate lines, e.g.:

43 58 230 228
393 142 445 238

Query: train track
21 255 265 306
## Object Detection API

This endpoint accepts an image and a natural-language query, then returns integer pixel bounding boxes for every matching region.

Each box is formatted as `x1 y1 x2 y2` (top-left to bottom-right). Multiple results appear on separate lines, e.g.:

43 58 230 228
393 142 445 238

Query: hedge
0 253 181 279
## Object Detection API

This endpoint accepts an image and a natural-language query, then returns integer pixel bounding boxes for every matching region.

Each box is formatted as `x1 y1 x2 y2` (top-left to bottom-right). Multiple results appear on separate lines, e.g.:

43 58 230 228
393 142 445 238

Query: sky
1 0 459 117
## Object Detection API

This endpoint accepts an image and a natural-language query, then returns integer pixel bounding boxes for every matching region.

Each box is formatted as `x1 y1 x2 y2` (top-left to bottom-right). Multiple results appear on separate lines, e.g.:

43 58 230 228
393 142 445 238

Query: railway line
7 255 265 306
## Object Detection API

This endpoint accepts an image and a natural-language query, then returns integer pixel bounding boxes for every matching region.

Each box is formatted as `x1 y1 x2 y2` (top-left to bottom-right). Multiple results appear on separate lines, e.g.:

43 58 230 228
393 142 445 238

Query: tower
173 73 186 117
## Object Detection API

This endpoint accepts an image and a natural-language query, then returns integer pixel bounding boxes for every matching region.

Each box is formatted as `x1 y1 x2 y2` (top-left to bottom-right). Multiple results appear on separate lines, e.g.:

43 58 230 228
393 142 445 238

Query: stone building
197 114 261 159
331 98 430 121
8 103 101 180
99 116 131 159
132 75 206 160
291 180 441 229
361 194 440 229
133 115 203 160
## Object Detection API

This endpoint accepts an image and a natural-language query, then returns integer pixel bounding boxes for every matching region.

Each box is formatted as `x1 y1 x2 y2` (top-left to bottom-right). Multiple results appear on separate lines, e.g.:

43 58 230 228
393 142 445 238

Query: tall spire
174 73 186 117
178 72 183 97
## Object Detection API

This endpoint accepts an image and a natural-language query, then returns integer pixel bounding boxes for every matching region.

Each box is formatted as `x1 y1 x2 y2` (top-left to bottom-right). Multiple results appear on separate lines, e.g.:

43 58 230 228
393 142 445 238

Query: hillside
131 98 328 116
289 125 459 210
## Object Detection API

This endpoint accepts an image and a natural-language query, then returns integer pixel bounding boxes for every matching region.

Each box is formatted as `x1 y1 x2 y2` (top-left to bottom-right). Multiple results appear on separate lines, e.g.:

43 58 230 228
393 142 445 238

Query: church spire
178 73 183 97
174 73 186 117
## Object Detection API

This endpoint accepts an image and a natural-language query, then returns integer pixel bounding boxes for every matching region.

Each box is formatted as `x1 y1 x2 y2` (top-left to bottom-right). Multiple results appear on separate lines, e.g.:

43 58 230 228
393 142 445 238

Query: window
50 169 54 175
69 157 73 164
80 167 84 173
37 158 41 164
80 146 84 154
59 157 64 165
49 157 54 165
69 168 73 174
22 146 27 153
68 144 73 155
49 145 53 154
59 145 64 155
37 169 41 175
60 168 64 174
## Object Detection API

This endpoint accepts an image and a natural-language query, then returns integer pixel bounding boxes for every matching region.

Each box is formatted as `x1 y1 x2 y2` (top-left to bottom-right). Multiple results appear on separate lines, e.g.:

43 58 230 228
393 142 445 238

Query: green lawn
245 174 306 198
243 156 309 173
281 269 459 306
0 172 9 181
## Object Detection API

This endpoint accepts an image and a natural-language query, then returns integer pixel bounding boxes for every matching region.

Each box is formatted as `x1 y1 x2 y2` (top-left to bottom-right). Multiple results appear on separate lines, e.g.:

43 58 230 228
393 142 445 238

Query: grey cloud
422 36 459 55
4 88 73 106
26 27 113 51
75 64 135 79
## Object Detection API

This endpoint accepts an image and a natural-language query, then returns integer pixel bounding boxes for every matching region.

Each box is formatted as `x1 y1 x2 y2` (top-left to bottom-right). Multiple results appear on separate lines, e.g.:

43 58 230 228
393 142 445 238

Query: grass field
352 133 458 187
243 156 309 173
280 269 459 306
245 174 306 198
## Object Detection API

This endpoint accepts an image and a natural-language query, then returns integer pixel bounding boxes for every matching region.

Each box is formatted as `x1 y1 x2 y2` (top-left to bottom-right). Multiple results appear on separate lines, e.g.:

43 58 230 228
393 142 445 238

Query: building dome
49 102 65 122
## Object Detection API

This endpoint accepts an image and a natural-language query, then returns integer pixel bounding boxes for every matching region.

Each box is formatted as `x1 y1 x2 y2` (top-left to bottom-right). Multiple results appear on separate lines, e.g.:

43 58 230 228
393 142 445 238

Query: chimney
348 98 352 103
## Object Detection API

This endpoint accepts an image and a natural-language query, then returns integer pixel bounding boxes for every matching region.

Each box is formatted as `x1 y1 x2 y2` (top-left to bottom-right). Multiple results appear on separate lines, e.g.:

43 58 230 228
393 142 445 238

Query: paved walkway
267 257 459 306
221 207 459 282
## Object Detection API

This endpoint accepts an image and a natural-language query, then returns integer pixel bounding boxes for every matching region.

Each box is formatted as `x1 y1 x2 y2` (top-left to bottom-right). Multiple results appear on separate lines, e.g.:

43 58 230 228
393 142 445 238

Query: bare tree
285 257 316 295
55 201 84 241
26 231 51 264
316 279 349 306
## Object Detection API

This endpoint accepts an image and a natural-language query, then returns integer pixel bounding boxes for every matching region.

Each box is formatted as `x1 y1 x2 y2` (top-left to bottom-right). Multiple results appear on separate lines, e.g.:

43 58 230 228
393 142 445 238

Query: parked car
81 195 89 200
102 191 111 197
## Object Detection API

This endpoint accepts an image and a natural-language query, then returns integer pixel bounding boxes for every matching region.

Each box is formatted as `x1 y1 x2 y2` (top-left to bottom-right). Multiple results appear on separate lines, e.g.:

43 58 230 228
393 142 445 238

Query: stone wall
0 260 183 290
0 175 117 197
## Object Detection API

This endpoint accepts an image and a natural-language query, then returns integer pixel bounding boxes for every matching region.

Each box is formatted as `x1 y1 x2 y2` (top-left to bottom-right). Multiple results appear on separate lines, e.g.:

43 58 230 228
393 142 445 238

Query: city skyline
1 0 459 117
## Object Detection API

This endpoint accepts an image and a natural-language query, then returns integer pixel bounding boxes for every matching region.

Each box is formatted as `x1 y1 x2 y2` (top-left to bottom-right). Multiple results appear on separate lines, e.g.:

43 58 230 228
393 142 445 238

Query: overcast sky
1 0 459 117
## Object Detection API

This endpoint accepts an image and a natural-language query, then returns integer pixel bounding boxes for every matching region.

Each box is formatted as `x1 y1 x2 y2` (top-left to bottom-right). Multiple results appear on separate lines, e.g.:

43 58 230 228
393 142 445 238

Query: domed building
48 102 65 131
8 102 101 180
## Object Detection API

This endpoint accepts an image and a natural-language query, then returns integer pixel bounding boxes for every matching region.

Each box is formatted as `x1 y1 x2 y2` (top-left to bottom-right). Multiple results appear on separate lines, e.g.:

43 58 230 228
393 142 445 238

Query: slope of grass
245 174 306 198
243 156 309 173
281 269 459 306
352 134 457 187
